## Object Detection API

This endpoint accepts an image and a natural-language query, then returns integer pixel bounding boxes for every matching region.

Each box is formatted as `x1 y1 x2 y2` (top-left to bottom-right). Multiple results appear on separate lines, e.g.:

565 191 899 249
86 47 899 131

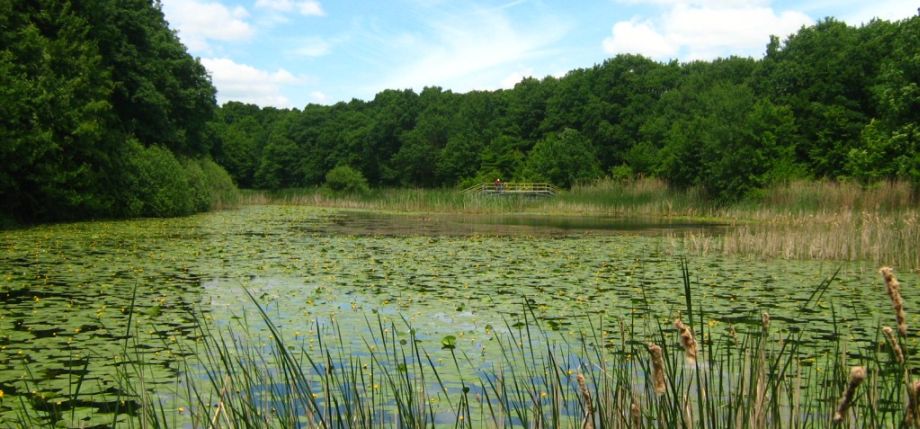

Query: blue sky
159 0 919 108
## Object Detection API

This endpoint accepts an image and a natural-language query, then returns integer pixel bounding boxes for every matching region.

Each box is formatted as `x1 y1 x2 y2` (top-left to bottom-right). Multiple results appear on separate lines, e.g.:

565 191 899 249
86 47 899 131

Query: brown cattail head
882 326 905 364
907 380 920 427
833 366 867 424
762 311 771 332
674 319 698 364
881 266 908 336
631 402 641 428
577 373 594 429
647 343 666 396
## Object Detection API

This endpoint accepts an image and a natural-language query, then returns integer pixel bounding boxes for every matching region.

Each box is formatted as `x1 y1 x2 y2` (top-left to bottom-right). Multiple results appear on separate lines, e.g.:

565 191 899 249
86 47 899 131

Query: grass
239 179 920 271
9 262 919 428
241 179 916 218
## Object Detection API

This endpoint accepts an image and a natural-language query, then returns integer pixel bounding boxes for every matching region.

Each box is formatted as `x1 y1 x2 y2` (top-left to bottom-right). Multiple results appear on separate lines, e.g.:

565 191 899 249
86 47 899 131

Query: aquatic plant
9 262 920 428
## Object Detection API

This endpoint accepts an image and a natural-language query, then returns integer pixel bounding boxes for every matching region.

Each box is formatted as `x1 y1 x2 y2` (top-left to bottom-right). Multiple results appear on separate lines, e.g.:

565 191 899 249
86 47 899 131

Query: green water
0 205 913 426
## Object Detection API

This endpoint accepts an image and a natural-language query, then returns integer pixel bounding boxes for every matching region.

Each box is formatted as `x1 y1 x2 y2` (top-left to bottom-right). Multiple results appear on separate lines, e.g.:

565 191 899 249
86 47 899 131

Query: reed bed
10 263 920 428
675 208 920 271
240 180 919 271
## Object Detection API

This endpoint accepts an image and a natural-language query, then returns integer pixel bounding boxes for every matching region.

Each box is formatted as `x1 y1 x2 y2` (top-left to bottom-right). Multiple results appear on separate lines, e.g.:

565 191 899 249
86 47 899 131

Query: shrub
121 140 239 217
324 165 369 194
610 164 634 184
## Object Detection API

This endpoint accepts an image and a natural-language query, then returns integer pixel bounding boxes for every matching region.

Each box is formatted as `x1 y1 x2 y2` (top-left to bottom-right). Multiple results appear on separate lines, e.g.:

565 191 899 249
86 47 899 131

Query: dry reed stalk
647 344 666 396
631 402 641 428
833 366 867 424
674 319 698 364
880 266 908 336
907 380 920 428
882 326 904 364
752 313 770 429
577 373 595 429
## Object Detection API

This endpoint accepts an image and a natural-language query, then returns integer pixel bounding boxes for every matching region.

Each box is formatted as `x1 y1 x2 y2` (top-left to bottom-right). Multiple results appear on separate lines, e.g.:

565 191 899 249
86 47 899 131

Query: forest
1 2 918 224
0 0 235 223
210 16 919 201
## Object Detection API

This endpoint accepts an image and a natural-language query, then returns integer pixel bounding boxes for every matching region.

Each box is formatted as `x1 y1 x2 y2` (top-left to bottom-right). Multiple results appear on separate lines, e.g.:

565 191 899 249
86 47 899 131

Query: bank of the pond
242 179 920 271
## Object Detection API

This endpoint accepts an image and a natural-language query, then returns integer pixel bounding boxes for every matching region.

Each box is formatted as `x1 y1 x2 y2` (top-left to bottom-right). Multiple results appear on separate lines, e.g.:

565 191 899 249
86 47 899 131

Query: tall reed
11 262 919 428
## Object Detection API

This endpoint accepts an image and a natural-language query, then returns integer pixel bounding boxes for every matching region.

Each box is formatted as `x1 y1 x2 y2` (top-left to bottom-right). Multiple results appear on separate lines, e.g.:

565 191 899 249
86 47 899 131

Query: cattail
761 311 771 332
577 373 594 429
832 366 867 424
727 324 738 343
648 343 666 396
674 319 698 364
907 380 920 427
882 326 904 364
631 402 642 428
881 267 908 336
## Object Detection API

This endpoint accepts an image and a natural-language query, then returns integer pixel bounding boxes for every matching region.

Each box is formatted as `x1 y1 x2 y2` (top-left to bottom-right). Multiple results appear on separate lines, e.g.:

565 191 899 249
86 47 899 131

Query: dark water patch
298 210 728 237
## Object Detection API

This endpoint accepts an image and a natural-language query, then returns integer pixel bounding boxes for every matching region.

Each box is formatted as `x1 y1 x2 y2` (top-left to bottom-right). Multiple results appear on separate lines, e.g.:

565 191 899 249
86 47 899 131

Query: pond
0 205 913 426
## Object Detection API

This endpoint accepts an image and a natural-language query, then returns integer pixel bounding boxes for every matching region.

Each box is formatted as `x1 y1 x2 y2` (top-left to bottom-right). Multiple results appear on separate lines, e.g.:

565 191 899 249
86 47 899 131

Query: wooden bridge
463 182 559 197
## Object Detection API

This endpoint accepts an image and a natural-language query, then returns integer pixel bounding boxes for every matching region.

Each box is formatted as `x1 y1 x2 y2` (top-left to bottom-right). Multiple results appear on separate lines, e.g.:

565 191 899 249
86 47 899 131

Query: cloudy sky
159 0 918 108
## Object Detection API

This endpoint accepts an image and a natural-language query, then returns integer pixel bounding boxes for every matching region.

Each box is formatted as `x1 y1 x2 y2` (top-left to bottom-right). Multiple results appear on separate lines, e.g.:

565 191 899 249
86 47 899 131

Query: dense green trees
212 16 919 200
0 0 235 222
4 4 915 223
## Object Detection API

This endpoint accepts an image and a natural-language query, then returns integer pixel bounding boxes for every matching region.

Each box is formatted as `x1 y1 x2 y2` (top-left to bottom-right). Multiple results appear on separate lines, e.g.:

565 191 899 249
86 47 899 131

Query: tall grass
241 180 920 271
241 179 916 218
11 263 919 428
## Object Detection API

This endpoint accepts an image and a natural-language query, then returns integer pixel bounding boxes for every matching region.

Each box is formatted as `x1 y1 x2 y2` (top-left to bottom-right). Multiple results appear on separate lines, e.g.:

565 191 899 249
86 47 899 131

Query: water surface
0 205 911 426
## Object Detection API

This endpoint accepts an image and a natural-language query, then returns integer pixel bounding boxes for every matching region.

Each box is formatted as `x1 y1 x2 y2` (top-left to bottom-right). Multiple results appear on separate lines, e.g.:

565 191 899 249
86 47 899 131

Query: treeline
0 0 236 223
212 16 919 201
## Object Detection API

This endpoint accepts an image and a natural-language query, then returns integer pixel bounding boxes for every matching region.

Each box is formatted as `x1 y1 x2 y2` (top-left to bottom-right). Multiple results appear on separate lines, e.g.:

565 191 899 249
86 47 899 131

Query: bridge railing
462 182 559 196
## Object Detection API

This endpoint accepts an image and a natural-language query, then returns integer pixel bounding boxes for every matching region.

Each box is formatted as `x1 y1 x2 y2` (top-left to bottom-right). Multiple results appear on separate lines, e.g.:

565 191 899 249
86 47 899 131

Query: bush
198 158 240 209
121 140 239 217
610 164 634 184
324 165 369 194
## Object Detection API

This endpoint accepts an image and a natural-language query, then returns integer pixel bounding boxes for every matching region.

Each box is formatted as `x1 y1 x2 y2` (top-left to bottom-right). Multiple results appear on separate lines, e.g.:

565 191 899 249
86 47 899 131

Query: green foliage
0 0 233 222
209 16 920 200
8 5 914 216
119 141 238 217
324 165 370 194
523 128 601 188
609 164 634 183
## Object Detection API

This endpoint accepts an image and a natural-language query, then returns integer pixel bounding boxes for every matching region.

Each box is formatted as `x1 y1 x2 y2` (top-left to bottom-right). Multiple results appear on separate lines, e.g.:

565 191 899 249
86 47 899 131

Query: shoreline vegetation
239 178 920 271
3 3 919 427
11 263 919 428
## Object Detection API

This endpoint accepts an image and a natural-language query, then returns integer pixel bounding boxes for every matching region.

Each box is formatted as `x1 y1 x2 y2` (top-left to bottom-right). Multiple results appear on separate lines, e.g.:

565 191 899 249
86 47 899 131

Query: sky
159 0 919 108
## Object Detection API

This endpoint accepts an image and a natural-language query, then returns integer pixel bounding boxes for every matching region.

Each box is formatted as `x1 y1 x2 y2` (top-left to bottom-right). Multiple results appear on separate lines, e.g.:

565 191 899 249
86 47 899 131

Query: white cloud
255 0 326 16
500 67 535 89
201 58 306 107
309 91 330 104
375 8 570 93
603 3 813 60
160 0 253 53
603 20 677 59
292 38 332 57
842 0 918 24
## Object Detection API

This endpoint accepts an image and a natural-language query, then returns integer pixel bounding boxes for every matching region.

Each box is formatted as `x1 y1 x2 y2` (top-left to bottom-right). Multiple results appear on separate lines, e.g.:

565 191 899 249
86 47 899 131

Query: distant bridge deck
464 182 559 197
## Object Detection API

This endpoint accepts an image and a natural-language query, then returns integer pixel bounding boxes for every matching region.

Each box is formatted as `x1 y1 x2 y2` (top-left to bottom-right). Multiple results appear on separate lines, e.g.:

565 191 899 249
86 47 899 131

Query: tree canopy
210 16 920 201
0 0 235 222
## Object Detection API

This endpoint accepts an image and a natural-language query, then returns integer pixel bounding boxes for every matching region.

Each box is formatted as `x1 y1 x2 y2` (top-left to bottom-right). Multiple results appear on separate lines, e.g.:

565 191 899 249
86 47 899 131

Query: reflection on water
315 211 728 237
0 205 913 425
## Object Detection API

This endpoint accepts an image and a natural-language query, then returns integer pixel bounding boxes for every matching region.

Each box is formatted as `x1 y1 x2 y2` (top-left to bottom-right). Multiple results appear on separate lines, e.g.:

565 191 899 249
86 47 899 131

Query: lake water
0 205 912 426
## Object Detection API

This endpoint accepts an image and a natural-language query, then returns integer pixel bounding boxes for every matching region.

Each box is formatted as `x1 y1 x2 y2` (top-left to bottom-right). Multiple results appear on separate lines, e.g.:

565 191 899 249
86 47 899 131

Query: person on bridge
494 178 504 193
